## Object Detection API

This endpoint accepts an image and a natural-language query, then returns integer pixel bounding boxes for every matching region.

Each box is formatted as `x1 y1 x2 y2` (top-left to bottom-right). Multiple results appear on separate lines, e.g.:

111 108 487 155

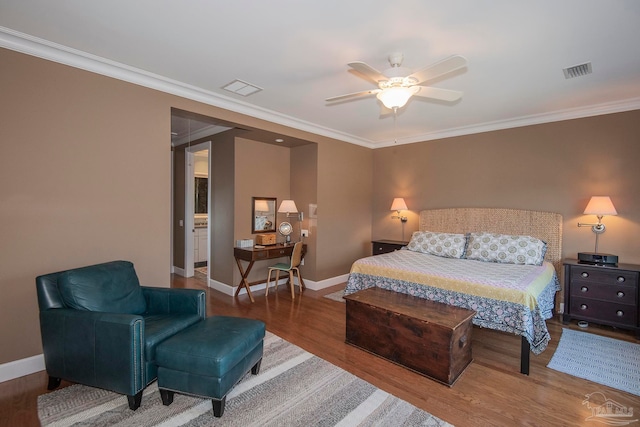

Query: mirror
252 197 276 234
194 177 208 214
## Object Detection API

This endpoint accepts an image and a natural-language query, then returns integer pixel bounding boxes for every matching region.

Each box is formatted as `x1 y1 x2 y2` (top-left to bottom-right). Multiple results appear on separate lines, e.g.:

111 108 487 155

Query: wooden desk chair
265 242 304 299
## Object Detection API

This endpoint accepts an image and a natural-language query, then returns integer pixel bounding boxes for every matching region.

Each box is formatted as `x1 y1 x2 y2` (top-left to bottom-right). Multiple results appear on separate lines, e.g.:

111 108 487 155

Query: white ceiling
2 1 639 148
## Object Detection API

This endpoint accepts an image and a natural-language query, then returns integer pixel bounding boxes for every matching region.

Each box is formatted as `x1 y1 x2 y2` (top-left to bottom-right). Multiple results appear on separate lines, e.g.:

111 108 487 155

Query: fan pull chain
393 107 398 144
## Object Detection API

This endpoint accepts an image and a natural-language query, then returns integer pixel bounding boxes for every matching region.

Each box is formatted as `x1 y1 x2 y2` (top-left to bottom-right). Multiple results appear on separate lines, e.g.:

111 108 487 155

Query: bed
345 208 563 374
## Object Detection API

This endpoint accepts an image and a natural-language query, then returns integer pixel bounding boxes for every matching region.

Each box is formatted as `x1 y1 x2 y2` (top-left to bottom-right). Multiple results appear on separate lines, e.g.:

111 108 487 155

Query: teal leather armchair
36 260 206 409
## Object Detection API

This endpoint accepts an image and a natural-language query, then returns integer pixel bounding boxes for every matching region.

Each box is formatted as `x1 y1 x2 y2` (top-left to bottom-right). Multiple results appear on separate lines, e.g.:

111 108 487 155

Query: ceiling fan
326 53 467 112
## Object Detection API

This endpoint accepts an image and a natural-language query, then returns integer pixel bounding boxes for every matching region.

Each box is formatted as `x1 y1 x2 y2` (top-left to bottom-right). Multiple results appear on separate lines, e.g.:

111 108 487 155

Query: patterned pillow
407 231 467 259
465 232 547 266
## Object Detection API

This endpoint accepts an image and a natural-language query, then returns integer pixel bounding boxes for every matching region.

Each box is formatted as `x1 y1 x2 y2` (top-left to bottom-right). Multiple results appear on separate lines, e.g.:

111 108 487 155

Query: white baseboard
303 274 349 291
0 354 45 383
208 273 348 296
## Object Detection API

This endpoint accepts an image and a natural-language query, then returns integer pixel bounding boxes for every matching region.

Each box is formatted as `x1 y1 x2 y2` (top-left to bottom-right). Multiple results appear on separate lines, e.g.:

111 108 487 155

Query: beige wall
1 49 173 363
372 111 640 266
0 47 371 365
291 144 319 279
316 140 373 279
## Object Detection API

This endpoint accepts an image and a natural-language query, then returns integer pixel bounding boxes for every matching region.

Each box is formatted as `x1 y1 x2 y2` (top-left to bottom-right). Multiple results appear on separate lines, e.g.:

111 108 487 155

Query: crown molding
0 26 374 148
375 97 640 148
2 26 638 151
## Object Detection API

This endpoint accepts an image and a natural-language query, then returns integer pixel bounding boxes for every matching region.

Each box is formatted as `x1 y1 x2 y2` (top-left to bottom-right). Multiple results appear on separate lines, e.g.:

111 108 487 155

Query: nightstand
563 259 640 338
371 239 409 255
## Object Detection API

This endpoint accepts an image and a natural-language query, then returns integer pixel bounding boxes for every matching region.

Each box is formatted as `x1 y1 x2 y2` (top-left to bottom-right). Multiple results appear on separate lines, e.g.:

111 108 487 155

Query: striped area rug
38 332 451 426
323 289 346 303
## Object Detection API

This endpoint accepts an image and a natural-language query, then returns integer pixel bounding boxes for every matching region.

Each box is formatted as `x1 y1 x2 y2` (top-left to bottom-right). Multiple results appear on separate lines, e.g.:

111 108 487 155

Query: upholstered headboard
419 208 563 276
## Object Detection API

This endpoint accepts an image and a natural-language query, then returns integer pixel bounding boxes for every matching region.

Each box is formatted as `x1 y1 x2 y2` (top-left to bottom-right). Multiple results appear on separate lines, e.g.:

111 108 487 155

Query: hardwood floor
2 276 638 426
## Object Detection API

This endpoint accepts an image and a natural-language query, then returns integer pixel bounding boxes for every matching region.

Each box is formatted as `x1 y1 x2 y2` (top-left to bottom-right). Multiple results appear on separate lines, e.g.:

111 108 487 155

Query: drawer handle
580 286 588 293
616 310 624 317
580 304 588 310
617 291 625 298
617 276 625 283
581 272 589 278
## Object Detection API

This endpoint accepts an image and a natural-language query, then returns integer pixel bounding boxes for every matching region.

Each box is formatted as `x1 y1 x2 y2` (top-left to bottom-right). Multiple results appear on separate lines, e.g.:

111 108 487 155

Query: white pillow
407 231 466 259
465 232 547 265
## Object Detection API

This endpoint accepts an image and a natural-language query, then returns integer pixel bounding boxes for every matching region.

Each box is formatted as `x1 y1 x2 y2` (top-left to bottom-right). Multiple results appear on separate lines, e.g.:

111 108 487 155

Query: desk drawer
268 247 290 258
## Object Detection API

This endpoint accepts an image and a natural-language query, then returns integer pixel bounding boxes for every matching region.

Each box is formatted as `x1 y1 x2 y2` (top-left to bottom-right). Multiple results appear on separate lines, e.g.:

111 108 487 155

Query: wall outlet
559 303 564 314
301 229 309 237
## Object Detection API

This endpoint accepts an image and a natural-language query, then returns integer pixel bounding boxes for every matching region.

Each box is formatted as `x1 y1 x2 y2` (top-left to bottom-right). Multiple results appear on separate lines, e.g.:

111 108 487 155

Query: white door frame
185 141 211 279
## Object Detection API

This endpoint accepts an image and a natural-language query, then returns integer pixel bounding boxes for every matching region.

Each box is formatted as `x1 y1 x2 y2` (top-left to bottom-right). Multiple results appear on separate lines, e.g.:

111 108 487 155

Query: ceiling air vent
222 79 262 96
563 62 592 79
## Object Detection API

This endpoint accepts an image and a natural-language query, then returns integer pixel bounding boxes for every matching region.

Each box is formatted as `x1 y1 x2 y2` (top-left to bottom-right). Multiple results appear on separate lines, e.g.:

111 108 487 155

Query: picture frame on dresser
563 259 640 339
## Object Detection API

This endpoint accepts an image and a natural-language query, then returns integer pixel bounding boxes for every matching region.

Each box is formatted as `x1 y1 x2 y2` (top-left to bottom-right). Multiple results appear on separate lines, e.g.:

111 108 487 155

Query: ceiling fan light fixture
376 86 418 109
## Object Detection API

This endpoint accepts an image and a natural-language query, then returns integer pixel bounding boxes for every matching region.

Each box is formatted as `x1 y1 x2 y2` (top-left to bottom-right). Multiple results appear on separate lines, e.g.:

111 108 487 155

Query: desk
234 243 307 302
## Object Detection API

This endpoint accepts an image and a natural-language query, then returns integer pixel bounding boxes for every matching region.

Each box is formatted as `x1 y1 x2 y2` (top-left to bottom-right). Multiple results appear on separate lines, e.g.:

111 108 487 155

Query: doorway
185 141 211 281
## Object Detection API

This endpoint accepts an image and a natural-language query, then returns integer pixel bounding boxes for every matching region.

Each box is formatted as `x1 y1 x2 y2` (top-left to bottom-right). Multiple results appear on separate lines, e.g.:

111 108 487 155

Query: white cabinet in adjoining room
194 227 208 264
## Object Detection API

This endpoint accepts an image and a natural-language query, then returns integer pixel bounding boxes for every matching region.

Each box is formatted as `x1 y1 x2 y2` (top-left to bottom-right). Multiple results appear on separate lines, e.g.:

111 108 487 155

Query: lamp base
577 252 618 266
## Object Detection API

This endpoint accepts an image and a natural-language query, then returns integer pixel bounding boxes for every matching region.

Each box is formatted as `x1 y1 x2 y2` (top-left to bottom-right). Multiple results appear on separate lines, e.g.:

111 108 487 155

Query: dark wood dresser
563 259 640 338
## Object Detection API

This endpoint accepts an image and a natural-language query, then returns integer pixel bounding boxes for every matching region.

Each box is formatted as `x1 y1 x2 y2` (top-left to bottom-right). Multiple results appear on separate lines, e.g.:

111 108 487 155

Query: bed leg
520 337 530 375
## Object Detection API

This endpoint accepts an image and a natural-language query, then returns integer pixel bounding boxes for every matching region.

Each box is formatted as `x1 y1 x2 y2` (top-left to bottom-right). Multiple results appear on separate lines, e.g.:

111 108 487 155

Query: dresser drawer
371 240 408 255
569 281 637 305
569 265 638 286
373 243 396 254
570 297 637 327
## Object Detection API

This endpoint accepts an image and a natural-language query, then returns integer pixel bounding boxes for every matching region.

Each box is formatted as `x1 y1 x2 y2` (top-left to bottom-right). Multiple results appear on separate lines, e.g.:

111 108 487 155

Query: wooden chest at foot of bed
344 287 476 386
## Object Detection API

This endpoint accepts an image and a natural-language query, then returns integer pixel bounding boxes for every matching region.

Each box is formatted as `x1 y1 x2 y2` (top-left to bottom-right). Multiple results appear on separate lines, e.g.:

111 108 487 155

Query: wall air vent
563 62 592 79
222 79 263 96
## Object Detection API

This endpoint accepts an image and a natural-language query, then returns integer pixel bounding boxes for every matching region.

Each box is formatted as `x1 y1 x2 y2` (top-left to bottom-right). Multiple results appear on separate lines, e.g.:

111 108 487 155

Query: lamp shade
583 196 617 216
278 199 298 213
376 87 419 109
390 198 408 211
254 200 270 212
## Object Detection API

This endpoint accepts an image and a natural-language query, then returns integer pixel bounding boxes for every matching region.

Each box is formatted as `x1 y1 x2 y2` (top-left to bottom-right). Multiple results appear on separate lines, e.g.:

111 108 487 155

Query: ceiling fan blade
414 87 463 102
326 89 380 102
347 61 387 84
408 55 468 84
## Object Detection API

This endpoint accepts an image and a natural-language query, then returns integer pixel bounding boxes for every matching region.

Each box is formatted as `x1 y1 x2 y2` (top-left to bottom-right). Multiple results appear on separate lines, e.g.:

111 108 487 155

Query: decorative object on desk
255 234 276 245
278 221 293 244
547 328 640 397
252 197 276 234
577 196 618 265
236 239 254 248
278 199 303 242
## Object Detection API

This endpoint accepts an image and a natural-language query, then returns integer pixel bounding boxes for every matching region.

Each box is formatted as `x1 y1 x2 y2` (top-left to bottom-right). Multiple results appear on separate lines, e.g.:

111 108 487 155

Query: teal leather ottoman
155 316 265 417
